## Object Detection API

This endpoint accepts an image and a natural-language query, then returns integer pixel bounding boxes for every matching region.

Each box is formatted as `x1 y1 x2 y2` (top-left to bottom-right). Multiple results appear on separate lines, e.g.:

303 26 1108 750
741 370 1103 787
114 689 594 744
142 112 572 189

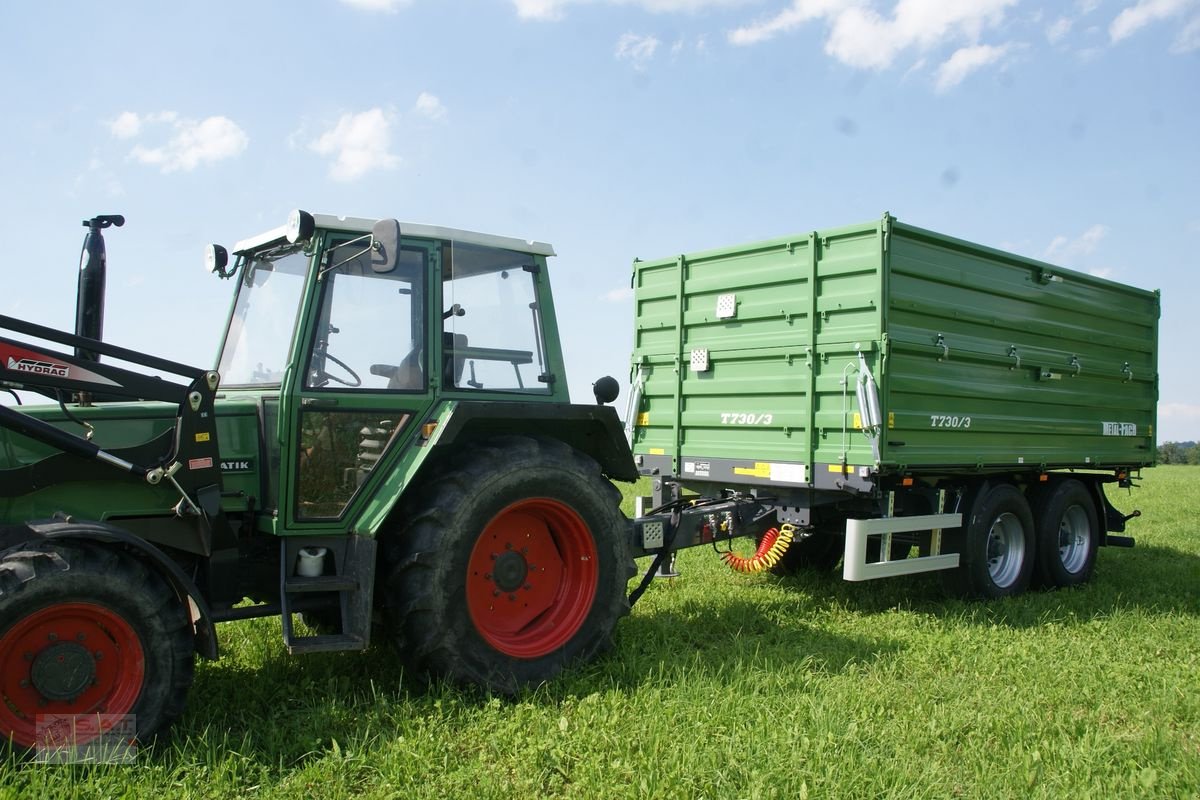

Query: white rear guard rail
843 513 962 581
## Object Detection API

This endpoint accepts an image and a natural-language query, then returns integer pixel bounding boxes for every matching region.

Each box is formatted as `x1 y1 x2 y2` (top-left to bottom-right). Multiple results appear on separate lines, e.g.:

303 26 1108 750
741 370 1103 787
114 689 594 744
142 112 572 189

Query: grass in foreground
3 467 1198 799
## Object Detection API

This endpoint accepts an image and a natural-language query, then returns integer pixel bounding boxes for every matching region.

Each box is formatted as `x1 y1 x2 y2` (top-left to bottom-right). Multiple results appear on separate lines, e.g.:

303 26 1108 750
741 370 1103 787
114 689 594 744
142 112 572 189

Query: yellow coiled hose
721 523 796 574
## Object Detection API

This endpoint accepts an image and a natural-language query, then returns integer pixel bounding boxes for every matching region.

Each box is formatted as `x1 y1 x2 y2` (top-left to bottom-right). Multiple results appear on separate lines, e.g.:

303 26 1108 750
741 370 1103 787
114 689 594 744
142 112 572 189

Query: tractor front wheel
0 540 194 754
383 436 634 693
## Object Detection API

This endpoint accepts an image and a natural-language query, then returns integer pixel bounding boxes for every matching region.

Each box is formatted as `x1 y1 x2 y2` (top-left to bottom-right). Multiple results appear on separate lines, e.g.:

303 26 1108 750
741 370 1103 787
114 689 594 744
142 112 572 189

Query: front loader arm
0 314 225 514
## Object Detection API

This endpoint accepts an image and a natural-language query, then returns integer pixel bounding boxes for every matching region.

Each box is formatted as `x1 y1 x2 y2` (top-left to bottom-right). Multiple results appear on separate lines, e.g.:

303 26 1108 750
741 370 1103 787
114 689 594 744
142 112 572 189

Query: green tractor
0 211 639 752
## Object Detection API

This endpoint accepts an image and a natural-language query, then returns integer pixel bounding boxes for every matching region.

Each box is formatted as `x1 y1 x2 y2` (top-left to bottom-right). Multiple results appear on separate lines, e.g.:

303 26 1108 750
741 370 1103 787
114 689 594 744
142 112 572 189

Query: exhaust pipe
75 214 124 363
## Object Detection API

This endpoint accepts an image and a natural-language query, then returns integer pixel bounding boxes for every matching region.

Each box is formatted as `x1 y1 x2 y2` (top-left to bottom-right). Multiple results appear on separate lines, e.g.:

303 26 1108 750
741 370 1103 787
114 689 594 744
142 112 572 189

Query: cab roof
232 213 556 257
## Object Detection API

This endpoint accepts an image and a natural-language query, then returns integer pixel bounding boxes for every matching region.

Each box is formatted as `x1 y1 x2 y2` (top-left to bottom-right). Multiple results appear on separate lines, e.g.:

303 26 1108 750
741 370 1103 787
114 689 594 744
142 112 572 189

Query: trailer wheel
942 483 1035 599
769 532 843 575
1032 480 1098 588
383 436 635 693
0 541 194 754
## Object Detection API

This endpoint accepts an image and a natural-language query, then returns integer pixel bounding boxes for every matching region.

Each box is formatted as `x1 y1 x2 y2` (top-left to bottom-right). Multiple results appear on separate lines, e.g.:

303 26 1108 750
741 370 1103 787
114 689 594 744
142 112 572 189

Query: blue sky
1 0 1197 440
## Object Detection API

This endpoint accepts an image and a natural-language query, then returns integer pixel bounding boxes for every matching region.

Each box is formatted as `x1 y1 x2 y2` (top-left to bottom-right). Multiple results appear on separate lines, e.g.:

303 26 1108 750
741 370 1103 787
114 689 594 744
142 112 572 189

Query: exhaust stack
75 214 124 363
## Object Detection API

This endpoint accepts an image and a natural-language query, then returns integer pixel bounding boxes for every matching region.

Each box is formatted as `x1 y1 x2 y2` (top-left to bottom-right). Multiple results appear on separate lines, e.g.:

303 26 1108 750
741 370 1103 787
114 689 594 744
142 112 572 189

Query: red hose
721 525 795 574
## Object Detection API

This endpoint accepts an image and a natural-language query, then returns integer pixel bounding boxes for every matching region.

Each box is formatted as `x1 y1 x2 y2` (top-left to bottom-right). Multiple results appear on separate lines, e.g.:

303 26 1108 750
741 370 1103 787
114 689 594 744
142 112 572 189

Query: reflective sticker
769 463 806 484
637 412 650 427
187 457 213 470
648 447 665 455
852 412 862 429
733 462 771 478
194 432 211 443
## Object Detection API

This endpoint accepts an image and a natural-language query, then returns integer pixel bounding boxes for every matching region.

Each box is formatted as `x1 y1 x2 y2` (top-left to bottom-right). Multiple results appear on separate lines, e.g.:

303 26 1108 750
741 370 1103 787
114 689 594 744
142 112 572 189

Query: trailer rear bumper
843 513 962 581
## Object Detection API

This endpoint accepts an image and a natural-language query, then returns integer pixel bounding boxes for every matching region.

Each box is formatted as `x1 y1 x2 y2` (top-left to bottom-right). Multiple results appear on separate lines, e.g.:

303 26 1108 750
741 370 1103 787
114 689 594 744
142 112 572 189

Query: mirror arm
318 232 376 279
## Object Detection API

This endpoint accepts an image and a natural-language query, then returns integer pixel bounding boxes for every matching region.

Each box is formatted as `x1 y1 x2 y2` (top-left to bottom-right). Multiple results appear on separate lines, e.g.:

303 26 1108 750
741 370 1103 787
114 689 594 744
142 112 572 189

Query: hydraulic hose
721 523 796 574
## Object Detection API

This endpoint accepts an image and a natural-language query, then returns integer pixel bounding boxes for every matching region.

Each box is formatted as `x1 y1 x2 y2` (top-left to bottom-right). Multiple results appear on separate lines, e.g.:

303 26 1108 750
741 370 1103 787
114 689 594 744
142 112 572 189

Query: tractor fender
432 401 638 481
2 516 219 660
353 400 637 537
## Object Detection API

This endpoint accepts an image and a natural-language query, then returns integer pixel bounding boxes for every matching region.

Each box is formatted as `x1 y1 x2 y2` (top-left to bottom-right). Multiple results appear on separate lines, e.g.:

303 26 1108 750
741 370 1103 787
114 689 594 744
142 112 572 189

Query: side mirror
370 218 402 273
205 243 233 278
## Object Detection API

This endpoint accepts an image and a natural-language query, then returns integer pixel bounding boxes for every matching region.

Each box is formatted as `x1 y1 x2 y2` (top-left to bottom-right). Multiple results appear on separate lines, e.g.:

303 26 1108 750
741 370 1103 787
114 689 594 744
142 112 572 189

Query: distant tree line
1158 441 1200 464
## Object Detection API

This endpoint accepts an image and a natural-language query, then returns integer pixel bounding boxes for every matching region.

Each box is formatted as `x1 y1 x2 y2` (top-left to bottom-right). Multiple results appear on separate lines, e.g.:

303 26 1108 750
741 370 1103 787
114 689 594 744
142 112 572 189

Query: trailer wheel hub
492 550 529 593
31 642 96 702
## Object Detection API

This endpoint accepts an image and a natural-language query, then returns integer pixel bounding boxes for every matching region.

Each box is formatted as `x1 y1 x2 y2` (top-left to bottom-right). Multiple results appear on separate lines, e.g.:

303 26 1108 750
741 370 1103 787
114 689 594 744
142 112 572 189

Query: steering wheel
320 352 362 387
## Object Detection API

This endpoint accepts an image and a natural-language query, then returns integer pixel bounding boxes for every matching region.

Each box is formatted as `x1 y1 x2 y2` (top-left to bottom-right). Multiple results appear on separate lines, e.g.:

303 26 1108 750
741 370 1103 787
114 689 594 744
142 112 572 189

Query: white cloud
615 32 661 68
1159 402 1200 440
1087 266 1116 279
1172 14 1200 50
110 112 142 139
310 108 400 182
730 0 1018 80
413 92 448 121
514 0 753 21
934 43 1011 91
1043 223 1108 264
1110 0 1197 42
1046 16 1073 42
339 0 412 11
603 286 634 302
121 114 248 173
729 0 852 46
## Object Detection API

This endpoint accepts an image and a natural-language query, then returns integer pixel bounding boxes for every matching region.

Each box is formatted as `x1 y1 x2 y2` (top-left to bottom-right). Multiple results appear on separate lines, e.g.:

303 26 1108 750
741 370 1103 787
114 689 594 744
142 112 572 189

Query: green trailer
625 213 1157 597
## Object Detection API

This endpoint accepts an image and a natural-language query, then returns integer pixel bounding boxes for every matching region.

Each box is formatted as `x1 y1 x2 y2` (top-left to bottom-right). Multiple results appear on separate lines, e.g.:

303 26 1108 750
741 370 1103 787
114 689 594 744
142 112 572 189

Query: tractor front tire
0 540 194 754
383 436 634 693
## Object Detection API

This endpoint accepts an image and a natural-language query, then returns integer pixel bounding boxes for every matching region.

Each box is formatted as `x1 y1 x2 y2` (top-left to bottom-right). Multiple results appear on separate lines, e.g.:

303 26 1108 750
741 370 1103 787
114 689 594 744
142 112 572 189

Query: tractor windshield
217 244 310 386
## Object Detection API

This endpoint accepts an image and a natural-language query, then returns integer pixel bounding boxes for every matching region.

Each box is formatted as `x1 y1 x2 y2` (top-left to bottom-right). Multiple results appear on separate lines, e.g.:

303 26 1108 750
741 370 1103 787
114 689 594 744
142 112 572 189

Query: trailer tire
1032 479 1098 588
769 532 843 575
0 540 194 754
382 435 635 693
942 483 1035 599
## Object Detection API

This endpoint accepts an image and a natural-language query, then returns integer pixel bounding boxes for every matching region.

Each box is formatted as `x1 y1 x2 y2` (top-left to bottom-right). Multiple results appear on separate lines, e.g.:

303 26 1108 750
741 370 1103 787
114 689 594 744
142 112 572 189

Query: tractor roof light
286 209 316 244
205 243 233 278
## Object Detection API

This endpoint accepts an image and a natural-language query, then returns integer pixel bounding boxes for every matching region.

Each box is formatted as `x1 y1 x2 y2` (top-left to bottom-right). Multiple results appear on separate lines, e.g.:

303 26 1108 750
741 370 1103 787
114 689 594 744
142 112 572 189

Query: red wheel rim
0 602 145 750
466 498 598 659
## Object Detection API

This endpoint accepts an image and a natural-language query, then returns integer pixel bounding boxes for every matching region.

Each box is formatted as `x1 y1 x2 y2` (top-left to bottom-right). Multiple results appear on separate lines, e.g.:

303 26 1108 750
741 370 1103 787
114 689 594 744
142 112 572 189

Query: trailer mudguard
1 517 219 660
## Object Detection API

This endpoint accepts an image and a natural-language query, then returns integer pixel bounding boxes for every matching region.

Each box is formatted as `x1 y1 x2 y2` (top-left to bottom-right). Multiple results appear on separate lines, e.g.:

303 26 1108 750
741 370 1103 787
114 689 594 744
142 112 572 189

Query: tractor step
279 535 377 655
283 575 358 593
285 633 366 655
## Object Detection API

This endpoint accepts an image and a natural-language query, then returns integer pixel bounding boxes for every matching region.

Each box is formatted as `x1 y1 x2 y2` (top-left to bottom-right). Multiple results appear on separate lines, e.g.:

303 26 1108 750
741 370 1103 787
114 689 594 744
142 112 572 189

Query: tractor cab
206 212 570 528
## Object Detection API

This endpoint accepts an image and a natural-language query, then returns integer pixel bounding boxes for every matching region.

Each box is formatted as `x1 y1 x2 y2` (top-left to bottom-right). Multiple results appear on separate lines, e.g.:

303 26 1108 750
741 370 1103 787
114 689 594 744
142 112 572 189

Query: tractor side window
304 244 427 391
442 242 549 393
217 245 309 386
296 410 411 519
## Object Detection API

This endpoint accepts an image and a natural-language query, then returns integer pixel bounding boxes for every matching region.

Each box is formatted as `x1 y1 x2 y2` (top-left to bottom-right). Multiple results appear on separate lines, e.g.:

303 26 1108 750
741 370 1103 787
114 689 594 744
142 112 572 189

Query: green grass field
4 467 1198 799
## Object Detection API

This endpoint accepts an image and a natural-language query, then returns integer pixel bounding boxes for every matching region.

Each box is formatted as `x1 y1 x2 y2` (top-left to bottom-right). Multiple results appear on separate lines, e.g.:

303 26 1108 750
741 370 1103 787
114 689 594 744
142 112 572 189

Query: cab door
277 235 439 532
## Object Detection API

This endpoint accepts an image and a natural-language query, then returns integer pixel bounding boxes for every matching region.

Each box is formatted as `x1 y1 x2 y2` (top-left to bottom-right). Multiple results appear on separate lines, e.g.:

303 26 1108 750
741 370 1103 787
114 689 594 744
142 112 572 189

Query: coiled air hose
721 523 796 574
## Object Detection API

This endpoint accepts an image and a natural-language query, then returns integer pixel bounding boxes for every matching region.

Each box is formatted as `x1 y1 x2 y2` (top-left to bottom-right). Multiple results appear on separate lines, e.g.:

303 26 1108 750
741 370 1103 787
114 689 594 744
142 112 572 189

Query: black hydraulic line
0 403 147 478
628 505 682 608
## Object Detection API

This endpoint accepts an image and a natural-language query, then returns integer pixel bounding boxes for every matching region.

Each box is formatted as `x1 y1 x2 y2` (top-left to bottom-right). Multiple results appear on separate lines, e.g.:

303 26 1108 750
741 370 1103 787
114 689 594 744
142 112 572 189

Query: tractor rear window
442 242 549 393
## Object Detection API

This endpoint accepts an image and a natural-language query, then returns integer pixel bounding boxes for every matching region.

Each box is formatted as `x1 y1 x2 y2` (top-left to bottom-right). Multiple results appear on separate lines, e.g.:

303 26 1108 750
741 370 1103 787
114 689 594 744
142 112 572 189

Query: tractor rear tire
382 435 635 693
0 540 194 754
